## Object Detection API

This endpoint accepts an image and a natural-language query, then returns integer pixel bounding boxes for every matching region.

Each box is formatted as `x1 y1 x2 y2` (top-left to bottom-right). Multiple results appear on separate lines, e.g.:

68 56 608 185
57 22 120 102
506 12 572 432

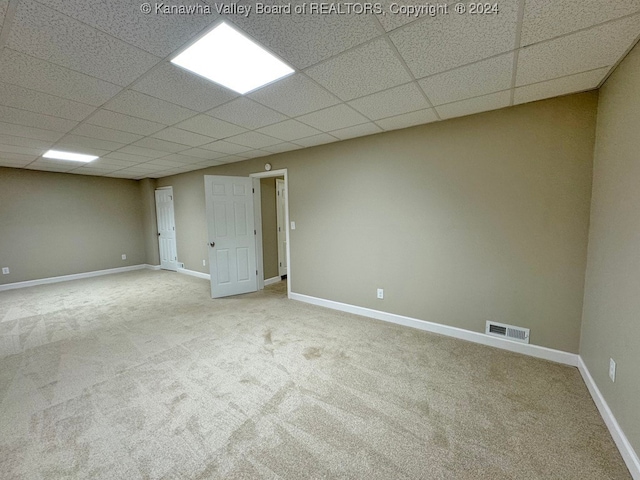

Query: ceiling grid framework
0 0 637 178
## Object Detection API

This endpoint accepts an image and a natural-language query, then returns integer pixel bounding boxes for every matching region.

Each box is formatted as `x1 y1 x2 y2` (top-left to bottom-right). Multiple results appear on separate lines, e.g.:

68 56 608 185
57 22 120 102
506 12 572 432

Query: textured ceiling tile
213 155 247 164
0 105 77 133
521 0 640 46
419 53 515 106
8 0 160 86
0 49 121 106
143 158 190 168
225 132 282 149
0 134 53 150
249 74 340 117
151 127 214 147
56 135 124 152
199 140 252 155
86 158 139 168
179 148 228 160
133 63 237 112
0 122 64 142
103 152 153 163
262 142 303 154
0 82 95 121
516 15 640 86
0 0 7 27
71 124 142 145
132 138 186 153
207 98 287 130
436 90 511 120
390 3 520 78
103 91 197 125
375 108 439 131
348 83 430 120
0 157 34 167
196 159 225 168
159 153 203 164
375 0 440 32
239 150 270 159
329 122 383 140
25 162 76 172
297 104 369 131
293 133 339 147
175 115 246 139
0 152 37 163
306 38 413 101
117 145 167 158
514 68 608 105
228 7 380 69
256 120 321 142
87 110 166 136
0 143 46 156
37 0 218 57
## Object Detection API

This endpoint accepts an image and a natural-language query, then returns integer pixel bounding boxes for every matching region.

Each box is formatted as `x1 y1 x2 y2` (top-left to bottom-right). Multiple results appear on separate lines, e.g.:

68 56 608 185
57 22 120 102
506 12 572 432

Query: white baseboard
177 267 210 280
0 264 149 292
578 357 640 479
289 292 578 367
264 276 282 286
145 264 161 270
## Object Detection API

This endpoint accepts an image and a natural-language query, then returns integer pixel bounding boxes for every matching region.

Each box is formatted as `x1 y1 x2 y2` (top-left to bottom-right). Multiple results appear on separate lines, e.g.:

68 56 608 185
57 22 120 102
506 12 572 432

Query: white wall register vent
485 321 530 344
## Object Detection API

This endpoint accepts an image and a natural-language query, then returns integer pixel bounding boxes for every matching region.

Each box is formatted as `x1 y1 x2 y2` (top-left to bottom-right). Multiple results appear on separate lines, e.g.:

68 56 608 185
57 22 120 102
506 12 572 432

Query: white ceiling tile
159 153 203 164
71 124 142 145
217 155 252 164
175 115 246 139
0 143 46 156
0 105 77 133
0 49 121 106
108 170 144 178
249 74 340 117
225 132 282 149
0 82 95 121
83 158 137 169
390 3 520 78
514 68 608 105
329 122 383 140
199 141 252 155
0 158 34 168
87 110 166 136
207 98 287 130
419 53 514 106
0 122 64 142
196 159 226 168
0 152 37 164
516 15 640 86
375 0 437 32
55 137 116 155
239 150 270 159
376 108 439 131
256 120 321 142
8 0 160 86
306 38 413 101
103 152 153 163
262 142 303 154
103 91 197 125
228 10 380 69
0 0 7 26
436 91 511 120
0 134 53 150
297 104 369 131
117 145 167 158
143 158 190 168
67 169 110 176
133 63 237 112
132 138 186 153
293 133 338 148
348 83 430 120
37 0 218 57
180 148 228 160
522 0 640 46
151 127 214 147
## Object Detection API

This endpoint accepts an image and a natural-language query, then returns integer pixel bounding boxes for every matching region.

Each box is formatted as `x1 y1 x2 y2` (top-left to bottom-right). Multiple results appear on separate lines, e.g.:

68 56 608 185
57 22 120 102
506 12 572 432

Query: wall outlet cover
609 358 616 382
2 267 9 275
377 288 384 299
121 254 127 260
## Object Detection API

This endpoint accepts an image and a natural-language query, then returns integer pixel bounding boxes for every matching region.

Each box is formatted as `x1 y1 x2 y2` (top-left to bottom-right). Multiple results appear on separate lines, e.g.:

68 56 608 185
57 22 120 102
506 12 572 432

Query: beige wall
0 168 146 284
139 178 160 266
580 43 640 455
157 92 597 353
260 177 279 280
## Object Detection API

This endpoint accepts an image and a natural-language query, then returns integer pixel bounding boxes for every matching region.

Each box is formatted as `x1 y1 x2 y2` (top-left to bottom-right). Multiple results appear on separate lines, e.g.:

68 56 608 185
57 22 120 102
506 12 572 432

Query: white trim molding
289 292 578 367
578 357 640 479
0 264 150 292
177 267 210 280
264 276 282 286
145 264 161 270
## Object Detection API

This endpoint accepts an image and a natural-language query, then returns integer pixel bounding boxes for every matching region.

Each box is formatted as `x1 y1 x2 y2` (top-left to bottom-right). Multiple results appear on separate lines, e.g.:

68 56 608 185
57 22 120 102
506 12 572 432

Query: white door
205 175 258 298
276 178 287 277
155 187 177 271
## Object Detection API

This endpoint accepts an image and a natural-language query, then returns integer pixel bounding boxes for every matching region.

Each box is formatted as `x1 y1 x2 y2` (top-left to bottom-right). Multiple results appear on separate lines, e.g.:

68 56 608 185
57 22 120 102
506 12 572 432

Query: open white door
155 187 177 271
204 175 258 298
276 178 287 277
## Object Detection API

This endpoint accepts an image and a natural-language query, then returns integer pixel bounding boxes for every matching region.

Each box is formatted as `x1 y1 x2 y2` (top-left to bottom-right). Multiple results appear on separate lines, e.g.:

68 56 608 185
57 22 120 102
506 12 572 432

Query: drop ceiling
0 0 638 179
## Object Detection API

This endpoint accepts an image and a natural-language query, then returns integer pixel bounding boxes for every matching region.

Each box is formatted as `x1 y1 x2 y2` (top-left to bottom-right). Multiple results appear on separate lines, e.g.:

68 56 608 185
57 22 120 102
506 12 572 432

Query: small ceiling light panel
43 150 98 162
171 22 294 94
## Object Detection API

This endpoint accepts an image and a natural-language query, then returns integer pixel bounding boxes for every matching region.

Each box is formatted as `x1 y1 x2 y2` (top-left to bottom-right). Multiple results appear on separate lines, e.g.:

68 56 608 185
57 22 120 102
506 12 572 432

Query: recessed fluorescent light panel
43 150 98 162
171 22 294 94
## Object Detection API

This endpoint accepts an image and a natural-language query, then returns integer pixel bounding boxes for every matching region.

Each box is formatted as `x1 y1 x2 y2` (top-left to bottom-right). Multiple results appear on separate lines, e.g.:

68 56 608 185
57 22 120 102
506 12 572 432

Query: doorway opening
155 186 177 272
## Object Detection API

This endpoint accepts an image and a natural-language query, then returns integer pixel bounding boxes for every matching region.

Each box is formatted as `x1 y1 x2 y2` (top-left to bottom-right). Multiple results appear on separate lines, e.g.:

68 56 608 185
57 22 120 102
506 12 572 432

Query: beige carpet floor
0 270 630 479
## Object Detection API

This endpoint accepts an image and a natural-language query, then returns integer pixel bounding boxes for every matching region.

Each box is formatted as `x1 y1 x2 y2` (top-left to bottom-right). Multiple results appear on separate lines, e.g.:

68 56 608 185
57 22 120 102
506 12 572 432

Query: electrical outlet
609 358 616 382
290 221 296 230
203 259 206 266
2 267 9 275
121 254 127 260
377 288 384 299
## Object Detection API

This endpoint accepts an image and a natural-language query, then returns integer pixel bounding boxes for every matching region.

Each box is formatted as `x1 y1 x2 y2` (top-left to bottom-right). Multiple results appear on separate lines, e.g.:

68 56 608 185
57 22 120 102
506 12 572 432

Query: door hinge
256 270 258 275
254 230 256 235
277 191 280 196
252 188 255 193
279 262 282 267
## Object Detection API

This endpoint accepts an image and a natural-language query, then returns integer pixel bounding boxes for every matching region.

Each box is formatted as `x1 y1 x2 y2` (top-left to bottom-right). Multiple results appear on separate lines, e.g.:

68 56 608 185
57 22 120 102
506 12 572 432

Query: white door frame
250 169 290 299
155 186 178 272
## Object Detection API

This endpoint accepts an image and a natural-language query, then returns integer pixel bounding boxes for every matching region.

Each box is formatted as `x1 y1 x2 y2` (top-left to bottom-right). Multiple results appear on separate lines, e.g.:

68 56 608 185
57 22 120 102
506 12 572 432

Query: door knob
209 242 215 247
